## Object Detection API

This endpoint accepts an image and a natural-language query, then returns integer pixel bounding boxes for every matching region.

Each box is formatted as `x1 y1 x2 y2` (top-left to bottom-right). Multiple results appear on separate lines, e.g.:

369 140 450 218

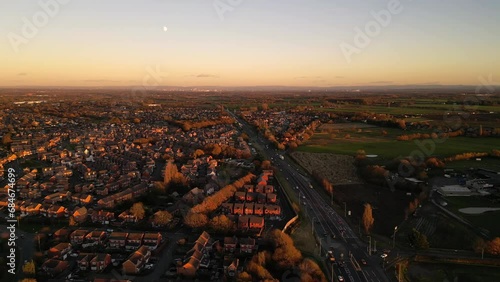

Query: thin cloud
196 74 219 78
294 76 322 80
370 81 393 84
82 79 121 83
17 72 27 76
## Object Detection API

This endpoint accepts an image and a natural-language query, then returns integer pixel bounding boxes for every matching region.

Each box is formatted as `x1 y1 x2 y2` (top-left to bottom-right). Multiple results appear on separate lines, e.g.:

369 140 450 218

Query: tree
153 211 173 226
362 203 375 234
261 103 269 111
299 258 327 282
2 133 12 145
241 132 249 141
69 216 77 226
22 260 36 277
237 271 253 281
130 202 145 220
210 214 234 233
164 161 177 184
211 144 222 155
261 160 272 170
486 237 500 255
184 212 208 228
193 149 205 158
410 228 429 250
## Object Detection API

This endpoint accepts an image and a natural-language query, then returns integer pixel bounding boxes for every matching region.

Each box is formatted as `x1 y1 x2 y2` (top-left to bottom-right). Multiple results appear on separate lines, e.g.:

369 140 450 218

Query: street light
312 217 316 234
368 235 372 255
393 226 398 248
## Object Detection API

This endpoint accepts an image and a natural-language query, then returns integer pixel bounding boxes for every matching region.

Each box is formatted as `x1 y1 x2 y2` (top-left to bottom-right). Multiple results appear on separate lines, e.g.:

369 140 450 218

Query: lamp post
312 217 316 234
368 235 372 255
319 237 322 256
393 226 398 248
331 262 334 282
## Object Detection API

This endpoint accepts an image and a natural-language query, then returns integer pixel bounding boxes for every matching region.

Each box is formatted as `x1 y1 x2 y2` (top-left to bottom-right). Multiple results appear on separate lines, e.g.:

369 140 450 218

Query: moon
163 26 168 32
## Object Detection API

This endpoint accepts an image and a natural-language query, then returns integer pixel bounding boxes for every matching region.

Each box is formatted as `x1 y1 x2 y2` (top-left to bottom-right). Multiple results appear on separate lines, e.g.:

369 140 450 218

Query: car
380 253 388 259
323 232 328 237
338 275 344 281
70 253 79 257
20 234 24 239
361 258 367 265
331 233 336 239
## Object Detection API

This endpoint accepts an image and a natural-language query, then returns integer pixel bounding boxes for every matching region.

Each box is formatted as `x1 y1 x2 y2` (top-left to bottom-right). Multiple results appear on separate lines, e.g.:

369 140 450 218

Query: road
228 110 390 282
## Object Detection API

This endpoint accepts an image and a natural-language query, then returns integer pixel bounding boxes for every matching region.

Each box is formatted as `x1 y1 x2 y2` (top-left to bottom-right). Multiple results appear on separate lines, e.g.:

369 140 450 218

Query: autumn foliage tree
299 258 327 282
268 229 302 269
130 202 145 220
362 203 375 234
184 211 208 228
210 214 234 233
486 237 500 255
153 210 173 226
163 161 187 186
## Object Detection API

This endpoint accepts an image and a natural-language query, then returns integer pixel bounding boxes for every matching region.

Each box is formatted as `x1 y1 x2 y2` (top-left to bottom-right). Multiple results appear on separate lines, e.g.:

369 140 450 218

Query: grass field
444 196 500 237
408 262 500 282
299 130 500 160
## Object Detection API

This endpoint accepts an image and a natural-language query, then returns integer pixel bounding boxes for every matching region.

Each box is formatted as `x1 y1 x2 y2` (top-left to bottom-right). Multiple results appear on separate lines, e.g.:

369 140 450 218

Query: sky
1 0 499 87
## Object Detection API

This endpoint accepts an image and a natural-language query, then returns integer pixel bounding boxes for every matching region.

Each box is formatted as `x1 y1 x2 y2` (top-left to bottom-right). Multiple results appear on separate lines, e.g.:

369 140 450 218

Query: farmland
298 123 500 160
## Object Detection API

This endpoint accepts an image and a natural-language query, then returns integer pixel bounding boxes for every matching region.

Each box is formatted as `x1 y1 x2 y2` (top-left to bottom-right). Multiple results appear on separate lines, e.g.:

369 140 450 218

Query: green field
444 196 500 237
299 131 500 160
408 262 500 282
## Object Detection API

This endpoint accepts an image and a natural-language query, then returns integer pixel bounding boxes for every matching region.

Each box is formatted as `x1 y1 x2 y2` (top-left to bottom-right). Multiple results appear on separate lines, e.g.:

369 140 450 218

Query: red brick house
49 242 72 259
244 202 254 215
264 204 281 215
239 237 256 254
224 236 238 253
249 216 264 229
126 232 144 251
70 229 90 245
108 232 128 248
254 204 264 216
143 232 162 250
238 215 251 229
122 245 151 274
90 253 111 272
233 203 244 215
41 259 68 277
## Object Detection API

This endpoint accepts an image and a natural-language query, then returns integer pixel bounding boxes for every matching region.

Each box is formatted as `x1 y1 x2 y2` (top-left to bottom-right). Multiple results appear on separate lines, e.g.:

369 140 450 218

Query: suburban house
142 232 162 250
41 259 69 277
84 230 107 246
177 232 211 278
249 216 265 229
108 232 128 248
122 245 151 275
224 237 238 253
126 232 144 250
238 215 251 229
244 202 254 215
49 242 72 259
264 204 281 216
90 253 112 272
239 237 256 254
76 253 93 271
70 229 90 245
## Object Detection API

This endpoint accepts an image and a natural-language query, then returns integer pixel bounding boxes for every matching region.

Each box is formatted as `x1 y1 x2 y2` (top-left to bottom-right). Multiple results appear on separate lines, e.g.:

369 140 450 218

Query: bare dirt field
290 151 363 185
